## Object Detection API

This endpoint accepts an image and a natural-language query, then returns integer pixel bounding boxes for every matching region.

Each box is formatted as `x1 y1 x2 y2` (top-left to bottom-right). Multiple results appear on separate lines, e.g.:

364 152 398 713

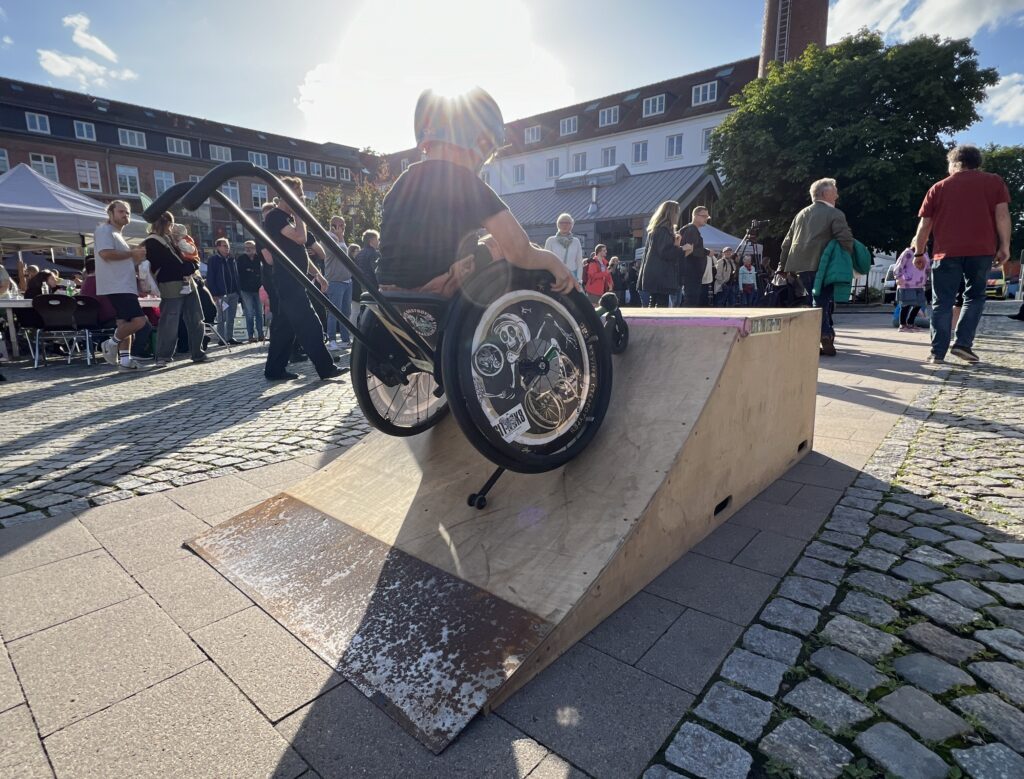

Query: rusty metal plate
187 494 553 753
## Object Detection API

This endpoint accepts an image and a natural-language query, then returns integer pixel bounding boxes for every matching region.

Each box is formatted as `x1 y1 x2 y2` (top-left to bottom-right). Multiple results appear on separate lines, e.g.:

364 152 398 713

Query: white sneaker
101 339 119 366
327 341 340 351
118 358 148 372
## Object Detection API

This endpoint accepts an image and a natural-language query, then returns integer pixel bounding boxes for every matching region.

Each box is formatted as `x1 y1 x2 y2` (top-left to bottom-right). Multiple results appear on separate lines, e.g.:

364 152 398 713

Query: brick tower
759 0 829 77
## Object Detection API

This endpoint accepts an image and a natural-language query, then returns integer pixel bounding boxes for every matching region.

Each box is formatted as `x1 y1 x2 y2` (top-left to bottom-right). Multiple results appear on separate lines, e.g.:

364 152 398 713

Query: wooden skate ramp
187 308 820 752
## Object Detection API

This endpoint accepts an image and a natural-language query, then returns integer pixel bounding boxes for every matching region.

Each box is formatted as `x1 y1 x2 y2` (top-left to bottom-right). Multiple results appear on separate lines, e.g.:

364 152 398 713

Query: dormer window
692 81 718 106
524 125 541 144
598 106 619 127
642 95 665 118
559 116 577 136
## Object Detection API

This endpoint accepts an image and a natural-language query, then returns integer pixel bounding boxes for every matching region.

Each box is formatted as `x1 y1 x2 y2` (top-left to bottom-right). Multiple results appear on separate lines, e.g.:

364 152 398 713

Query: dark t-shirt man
678 222 706 292
378 159 508 288
919 169 1010 259
264 208 314 293
236 253 263 294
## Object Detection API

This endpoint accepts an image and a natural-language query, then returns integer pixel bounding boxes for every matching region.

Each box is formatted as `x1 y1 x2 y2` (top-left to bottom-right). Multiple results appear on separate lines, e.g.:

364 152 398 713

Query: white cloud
37 49 137 90
985 73 1024 125
1 35 12 48
829 0 1024 42
62 13 118 62
296 0 575 152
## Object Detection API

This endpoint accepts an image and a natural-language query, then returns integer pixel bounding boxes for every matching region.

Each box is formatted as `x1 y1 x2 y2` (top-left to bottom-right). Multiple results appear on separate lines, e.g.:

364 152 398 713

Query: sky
0 0 1022 153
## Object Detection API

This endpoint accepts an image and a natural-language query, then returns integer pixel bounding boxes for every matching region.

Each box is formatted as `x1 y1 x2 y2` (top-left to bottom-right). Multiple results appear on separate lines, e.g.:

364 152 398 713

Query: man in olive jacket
778 177 854 355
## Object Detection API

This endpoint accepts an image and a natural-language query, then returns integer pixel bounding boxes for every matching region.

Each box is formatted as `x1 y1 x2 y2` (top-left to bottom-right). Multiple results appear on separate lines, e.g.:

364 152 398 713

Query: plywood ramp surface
188 308 820 752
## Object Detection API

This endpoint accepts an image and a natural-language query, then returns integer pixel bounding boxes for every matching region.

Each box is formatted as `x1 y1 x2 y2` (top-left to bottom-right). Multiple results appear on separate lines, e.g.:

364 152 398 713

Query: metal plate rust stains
186 494 553 753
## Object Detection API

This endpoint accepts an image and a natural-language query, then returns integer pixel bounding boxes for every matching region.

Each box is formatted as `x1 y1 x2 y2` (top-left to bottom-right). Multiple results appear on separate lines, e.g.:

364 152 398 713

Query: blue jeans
714 284 737 307
215 291 239 341
930 256 990 358
239 290 264 340
798 271 835 337
325 280 352 344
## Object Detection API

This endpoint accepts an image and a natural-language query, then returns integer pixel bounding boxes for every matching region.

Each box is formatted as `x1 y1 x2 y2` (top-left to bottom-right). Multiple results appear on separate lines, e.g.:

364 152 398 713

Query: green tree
306 149 388 246
981 144 1024 260
708 31 998 254
306 185 344 231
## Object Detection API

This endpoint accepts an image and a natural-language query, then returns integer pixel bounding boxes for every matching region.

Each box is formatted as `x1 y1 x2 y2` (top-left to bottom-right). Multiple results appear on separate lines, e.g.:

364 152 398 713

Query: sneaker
192 354 209 364
898 325 911 332
927 355 944 364
118 358 147 372
101 339 118 366
950 345 980 363
265 371 299 381
327 341 341 351
819 335 837 357
153 359 170 368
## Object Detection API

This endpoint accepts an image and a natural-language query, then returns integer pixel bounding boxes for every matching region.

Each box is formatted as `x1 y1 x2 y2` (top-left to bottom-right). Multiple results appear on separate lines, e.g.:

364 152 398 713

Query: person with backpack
893 247 930 331
582 244 613 304
713 246 739 306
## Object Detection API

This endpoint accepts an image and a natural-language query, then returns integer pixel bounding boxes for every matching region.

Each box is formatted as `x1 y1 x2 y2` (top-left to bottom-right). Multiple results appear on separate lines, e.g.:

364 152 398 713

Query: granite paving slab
953 694 1024 753
877 686 972 741
759 717 852 779
636 609 742 694
135 554 252 633
664 723 752 779
645 553 778 625
809 646 887 694
582 592 684 665
855 722 947 779
820 615 901 662
0 643 22 715
783 677 872 734
693 682 772 741
952 743 1024 779
902 621 985 664
969 662 1024 707
0 517 98 579
892 653 974 694
0 705 53 779
741 624 803 665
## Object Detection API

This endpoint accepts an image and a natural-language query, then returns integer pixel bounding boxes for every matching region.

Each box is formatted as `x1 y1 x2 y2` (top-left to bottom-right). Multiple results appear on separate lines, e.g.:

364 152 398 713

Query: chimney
759 0 829 77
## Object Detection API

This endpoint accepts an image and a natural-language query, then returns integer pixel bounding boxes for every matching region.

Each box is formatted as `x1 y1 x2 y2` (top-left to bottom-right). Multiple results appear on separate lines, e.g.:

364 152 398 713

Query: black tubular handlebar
142 181 195 223
169 161 435 363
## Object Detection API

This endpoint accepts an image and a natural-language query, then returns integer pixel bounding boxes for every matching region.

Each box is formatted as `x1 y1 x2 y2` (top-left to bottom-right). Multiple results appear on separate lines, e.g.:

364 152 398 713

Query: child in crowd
738 255 758 305
894 247 930 331
170 223 200 295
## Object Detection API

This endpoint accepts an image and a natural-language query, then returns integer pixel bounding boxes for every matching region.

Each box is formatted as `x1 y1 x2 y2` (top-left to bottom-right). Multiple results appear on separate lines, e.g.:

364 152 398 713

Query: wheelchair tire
351 338 448 437
441 263 612 474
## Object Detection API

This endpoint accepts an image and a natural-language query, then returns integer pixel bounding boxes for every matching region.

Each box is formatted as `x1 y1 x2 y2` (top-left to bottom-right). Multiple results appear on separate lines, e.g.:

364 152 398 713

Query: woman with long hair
638 200 688 308
143 211 207 367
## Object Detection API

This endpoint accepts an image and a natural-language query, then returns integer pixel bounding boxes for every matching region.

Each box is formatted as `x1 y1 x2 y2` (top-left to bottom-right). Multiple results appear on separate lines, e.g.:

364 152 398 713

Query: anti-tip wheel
467 493 478 507
474 495 487 510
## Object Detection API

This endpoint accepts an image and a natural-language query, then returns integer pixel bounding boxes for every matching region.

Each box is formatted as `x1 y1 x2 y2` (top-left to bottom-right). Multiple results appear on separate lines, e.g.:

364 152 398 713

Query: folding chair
72 296 112 366
32 295 85 368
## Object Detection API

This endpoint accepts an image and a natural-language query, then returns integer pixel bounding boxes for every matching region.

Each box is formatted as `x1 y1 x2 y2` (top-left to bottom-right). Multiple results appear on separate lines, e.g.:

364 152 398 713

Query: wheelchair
145 162 629 507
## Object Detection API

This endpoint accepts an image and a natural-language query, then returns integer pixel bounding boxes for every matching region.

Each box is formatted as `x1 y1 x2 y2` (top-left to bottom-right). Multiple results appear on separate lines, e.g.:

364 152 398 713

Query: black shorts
107 293 144 321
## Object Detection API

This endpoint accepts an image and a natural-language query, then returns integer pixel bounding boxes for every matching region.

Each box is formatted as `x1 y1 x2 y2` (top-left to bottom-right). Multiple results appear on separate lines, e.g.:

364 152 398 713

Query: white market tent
699 223 750 252
0 163 147 249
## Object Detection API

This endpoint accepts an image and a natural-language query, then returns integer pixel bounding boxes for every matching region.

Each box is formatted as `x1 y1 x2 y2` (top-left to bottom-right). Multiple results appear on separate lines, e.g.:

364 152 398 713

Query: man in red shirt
911 145 1011 364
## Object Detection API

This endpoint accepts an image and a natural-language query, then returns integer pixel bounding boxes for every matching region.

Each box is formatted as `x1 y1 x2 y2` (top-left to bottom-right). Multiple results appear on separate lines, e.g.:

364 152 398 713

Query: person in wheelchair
376 86 576 299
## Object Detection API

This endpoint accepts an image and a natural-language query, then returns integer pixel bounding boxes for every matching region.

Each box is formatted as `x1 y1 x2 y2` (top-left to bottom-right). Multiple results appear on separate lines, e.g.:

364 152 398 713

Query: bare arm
995 203 1011 263
483 210 577 293
911 217 933 256
281 214 307 246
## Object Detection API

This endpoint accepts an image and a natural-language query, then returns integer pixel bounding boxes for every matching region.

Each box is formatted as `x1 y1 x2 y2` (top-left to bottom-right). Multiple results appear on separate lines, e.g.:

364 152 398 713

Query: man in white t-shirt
543 213 583 282
94 200 148 370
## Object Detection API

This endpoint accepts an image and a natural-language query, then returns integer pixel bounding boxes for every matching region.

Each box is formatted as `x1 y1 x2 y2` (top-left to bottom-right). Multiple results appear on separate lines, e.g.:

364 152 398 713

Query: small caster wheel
467 493 478 507
474 495 487 510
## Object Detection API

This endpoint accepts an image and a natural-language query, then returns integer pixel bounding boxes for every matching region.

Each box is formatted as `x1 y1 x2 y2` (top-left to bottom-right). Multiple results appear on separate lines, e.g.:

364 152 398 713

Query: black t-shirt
378 159 508 288
264 208 310 293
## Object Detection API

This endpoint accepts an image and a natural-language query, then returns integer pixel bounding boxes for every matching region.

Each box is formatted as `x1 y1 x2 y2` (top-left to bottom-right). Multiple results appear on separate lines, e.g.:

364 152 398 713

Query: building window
294 159 307 174
153 170 175 196
116 164 140 195
632 140 648 164
559 116 578 136
524 125 541 144
400 158 409 172
26 112 50 134
702 127 714 153
642 95 666 118
339 167 351 182
692 81 718 106
0 149 9 174
666 134 684 159
598 106 619 127
247 151 268 167
75 159 102 191
251 183 268 208
220 180 240 205
30 153 59 182
74 120 96 141
209 144 232 162
310 162 323 177
481 171 490 186
572 152 586 172
546 157 559 179
513 164 525 185
118 128 147 149
601 147 616 167
165 137 191 157
276 155 290 171
325 164 337 179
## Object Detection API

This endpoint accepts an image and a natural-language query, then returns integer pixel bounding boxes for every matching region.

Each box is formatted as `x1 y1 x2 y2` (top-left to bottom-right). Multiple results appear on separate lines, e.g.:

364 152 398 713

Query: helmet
414 87 506 164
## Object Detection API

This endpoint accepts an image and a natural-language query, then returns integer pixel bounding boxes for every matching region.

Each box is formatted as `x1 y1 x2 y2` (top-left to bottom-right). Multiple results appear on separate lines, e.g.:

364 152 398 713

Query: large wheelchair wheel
441 263 613 473
351 336 448 437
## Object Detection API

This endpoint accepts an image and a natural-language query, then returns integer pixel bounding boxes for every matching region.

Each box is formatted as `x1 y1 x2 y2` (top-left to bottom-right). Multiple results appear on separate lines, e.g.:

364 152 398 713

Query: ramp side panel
488 309 820 709
186 494 552 754
284 324 738 624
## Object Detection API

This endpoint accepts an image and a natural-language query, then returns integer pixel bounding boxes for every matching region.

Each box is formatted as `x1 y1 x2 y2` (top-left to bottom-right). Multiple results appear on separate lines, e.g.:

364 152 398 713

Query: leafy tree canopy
709 31 998 254
981 144 1024 260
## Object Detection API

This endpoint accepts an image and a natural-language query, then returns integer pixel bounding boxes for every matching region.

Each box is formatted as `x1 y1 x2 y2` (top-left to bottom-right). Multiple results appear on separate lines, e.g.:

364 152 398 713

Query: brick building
0 78 369 249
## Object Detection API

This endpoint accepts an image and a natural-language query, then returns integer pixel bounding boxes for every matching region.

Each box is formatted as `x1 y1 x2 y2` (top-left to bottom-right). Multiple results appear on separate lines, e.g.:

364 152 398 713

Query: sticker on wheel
493 403 530 442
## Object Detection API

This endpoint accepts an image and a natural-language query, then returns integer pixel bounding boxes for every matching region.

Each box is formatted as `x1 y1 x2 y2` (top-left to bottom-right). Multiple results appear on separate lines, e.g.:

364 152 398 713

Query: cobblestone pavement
0 344 366 525
650 315 1024 778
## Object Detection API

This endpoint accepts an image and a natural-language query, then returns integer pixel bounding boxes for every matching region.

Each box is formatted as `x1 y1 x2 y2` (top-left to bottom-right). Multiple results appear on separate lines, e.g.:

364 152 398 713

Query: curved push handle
182 161 258 211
